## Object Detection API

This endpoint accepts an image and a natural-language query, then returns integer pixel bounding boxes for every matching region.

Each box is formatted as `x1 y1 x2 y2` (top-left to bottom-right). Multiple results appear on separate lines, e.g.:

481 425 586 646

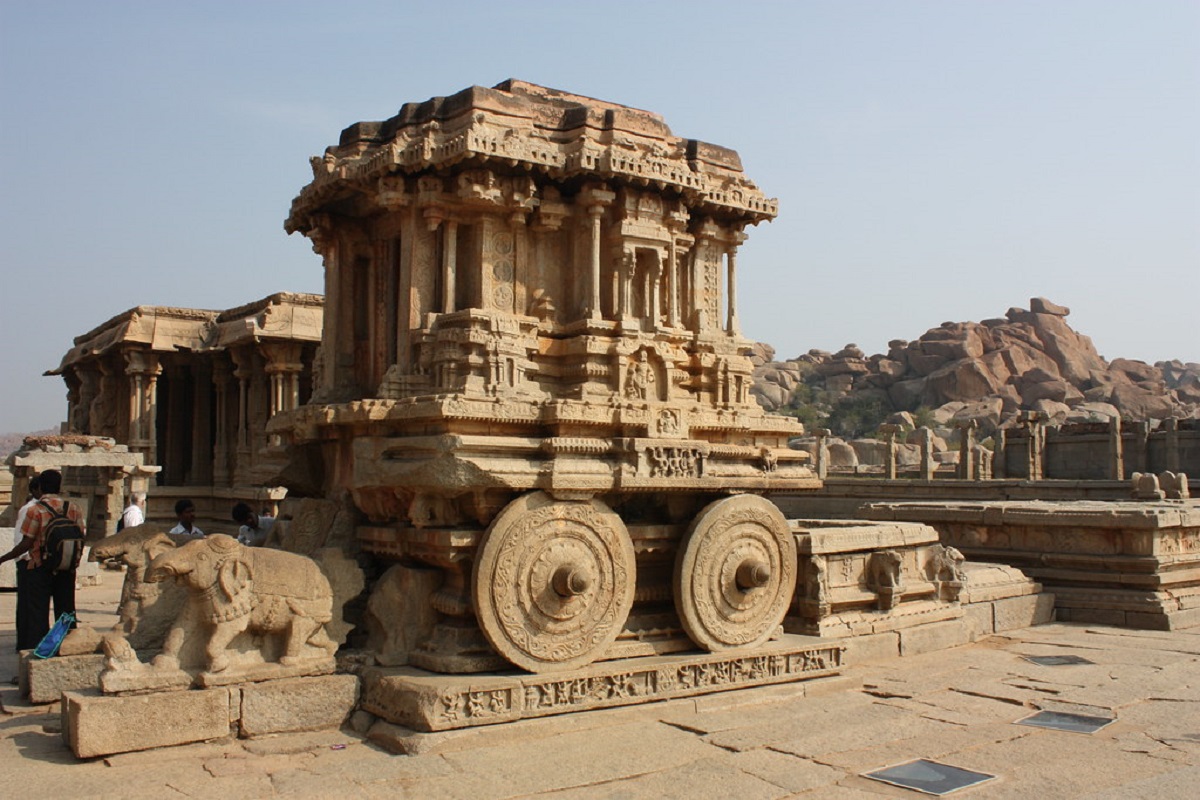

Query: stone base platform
361 635 845 732
61 673 359 759
864 500 1200 630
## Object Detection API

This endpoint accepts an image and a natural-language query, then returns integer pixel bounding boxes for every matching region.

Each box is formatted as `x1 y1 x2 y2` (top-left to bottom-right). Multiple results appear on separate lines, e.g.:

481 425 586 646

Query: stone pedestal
864 500 1200 630
62 673 360 758
361 635 844 732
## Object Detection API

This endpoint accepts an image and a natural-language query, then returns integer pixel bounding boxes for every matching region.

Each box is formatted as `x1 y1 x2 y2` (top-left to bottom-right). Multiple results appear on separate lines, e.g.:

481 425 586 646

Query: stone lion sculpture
144 534 337 674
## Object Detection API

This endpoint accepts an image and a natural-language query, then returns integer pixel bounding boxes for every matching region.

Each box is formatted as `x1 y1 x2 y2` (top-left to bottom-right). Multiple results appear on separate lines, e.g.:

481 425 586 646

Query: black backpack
38 500 86 573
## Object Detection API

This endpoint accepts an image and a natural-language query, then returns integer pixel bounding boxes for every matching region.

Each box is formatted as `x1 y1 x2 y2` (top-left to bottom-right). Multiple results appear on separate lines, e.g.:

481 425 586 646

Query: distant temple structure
46 292 322 525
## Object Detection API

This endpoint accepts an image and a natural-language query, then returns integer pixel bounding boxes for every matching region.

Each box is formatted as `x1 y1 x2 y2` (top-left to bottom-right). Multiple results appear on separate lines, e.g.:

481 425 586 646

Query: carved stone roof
51 293 324 373
286 79 777 234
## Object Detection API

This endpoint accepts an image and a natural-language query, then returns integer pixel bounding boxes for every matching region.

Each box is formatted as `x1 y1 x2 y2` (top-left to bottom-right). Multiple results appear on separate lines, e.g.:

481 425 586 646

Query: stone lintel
864 500 1194 531
793 521 940 554
361 635 845 732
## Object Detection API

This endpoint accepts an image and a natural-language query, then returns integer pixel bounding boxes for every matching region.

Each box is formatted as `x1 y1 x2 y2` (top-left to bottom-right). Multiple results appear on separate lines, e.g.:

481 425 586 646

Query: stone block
62 687 233 758
898 619 969 657
22 652 104 704
963 602 995 640
238 674 359 737
993 593 1055 632
840 631 899 664
1056 607 1127 626
1125 611 1175 631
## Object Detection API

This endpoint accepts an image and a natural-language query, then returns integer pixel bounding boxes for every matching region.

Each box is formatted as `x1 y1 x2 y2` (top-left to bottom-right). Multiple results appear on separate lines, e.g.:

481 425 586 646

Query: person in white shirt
121 492 146 529
231 502 275 547
167 498 205 538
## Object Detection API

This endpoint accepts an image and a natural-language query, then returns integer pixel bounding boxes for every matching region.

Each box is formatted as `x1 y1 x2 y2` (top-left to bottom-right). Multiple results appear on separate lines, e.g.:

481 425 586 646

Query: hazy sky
2 1 1197 433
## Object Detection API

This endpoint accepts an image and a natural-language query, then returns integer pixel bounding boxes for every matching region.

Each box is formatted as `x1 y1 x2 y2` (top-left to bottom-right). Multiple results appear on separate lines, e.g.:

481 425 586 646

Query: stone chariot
268 80 822 676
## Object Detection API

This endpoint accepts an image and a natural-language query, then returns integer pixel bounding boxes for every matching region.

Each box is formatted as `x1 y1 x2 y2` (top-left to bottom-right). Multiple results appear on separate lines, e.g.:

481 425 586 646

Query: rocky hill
752 298 1200 439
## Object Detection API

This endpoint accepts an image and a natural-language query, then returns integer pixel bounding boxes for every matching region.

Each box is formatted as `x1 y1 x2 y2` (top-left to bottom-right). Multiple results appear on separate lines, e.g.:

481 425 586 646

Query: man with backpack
0 469 86 650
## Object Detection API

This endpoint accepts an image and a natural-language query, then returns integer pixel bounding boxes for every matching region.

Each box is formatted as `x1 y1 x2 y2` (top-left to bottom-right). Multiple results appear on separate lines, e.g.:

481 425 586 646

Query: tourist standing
232 502 275 547
0 469 84 651
7 475 42 652
168 498 205 538
121 492 146 529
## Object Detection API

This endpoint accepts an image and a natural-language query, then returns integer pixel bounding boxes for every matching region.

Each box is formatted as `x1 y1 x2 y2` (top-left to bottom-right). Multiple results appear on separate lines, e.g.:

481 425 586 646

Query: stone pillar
230 348 253 483
814 428 830 480
956 419 977 480
1109 416 1124 481
124 350 161 465
76 367 98 435
212 360 231 486
917 426 935 480
308 217 338 398
666 236 680 328
879 424 900 479
993 428 1007 479
1130 419 1150 475
1021 412 1046 480
725 235 743 335
617 248 633 322
262 343 305 417
587 205 603 321
648 250 663 330
442 220 458 314
1164 417 1180 473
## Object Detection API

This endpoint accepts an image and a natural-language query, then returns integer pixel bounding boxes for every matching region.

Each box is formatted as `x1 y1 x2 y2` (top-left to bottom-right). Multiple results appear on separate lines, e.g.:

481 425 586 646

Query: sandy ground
2 574 1200 799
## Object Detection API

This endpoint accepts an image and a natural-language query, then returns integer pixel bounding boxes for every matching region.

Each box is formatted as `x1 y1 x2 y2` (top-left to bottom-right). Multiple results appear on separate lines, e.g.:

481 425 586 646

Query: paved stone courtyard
2 578 1198 798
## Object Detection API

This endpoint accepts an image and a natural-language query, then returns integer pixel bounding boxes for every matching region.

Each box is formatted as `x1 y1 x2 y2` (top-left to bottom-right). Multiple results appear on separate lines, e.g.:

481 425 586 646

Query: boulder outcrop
754 298 1200 439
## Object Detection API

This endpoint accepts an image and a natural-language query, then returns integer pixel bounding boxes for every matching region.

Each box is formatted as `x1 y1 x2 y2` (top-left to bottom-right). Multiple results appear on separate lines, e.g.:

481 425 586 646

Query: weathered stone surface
993 592 1055 631
102 534 338 691
23 652 105 704
365 563 442 666
898 619 971 656
864 500 1200 630
63 687 233 758
238 674 359 737
361 636 845 732
314 546 365 647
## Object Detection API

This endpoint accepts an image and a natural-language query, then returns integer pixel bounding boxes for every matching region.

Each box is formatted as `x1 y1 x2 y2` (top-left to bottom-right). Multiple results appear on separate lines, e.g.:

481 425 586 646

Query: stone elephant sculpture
89 526 193 650
145 534 337 673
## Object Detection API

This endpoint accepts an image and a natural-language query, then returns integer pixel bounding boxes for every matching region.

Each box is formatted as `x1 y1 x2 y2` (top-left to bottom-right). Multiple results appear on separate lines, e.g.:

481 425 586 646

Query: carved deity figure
625 350 655 401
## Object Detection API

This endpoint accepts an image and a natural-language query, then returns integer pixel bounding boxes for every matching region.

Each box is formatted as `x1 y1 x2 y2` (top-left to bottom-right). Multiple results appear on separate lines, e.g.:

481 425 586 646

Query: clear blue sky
2 0 1197 433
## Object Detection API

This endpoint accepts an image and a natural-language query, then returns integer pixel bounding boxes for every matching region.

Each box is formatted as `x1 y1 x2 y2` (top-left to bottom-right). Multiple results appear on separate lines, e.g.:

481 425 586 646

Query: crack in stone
950 687 1028 707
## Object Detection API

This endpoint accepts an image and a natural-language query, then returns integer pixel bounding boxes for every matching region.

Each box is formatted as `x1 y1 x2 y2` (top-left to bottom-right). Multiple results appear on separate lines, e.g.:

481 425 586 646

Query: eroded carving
135 535 337 681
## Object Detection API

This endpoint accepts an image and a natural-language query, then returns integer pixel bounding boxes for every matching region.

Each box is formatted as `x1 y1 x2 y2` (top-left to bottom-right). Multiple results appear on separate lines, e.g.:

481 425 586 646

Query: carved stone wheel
471 491 636 673
673 495 797 652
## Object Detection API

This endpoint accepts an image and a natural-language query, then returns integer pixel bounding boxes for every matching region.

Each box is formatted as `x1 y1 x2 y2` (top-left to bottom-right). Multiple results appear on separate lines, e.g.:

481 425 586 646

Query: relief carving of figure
145 534 337 675
625 350 656 401
866 550 904 611
926 544 966 602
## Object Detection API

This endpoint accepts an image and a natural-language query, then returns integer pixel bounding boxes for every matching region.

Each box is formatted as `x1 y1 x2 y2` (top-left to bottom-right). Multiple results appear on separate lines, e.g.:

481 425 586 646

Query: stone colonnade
54 296 321 490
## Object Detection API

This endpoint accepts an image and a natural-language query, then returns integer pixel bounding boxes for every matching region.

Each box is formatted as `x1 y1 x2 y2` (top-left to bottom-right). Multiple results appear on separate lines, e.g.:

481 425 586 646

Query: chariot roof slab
287 79 777 235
